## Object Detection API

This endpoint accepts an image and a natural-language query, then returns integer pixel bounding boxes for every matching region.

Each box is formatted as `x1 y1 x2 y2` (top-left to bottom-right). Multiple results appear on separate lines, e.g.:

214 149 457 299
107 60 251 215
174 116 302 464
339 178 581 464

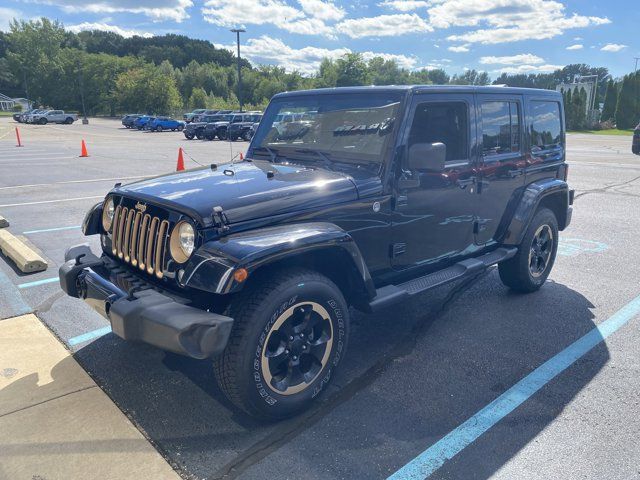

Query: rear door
474 94 526 245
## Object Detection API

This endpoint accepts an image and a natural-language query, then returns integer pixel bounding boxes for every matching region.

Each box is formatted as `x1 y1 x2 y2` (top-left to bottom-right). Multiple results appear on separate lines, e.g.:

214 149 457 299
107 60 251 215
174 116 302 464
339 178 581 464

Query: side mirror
408 142 446 172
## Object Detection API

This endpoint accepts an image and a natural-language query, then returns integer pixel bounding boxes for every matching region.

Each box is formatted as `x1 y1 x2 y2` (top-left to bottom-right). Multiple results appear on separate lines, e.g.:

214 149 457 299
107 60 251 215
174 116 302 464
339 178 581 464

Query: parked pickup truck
59 85 573 420
29 110 78 125
633 122 640 155
183 109 206 123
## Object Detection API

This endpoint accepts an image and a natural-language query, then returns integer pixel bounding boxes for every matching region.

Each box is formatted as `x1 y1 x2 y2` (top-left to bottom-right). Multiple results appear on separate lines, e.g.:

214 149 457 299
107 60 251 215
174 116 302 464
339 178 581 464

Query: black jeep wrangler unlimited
59 86 573 419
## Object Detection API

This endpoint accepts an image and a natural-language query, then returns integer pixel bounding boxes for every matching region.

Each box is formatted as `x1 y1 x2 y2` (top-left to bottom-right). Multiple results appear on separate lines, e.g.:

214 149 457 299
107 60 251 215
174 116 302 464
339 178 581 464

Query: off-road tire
213 268 349 419
242 130 253 141
499 207 559 293
217 129 228 140
185 133 194 140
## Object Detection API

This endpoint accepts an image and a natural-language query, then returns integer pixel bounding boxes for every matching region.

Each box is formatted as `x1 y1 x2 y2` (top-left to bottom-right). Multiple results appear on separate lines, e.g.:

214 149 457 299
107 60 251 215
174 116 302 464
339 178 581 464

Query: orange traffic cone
176 147 185 171
80 139 89 157
15 127 23 147
239 152 244 160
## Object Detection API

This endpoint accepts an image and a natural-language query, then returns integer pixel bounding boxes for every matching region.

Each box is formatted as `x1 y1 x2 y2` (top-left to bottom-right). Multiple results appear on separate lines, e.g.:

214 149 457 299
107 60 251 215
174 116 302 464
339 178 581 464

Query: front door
474 94 527 245
391 93 479 271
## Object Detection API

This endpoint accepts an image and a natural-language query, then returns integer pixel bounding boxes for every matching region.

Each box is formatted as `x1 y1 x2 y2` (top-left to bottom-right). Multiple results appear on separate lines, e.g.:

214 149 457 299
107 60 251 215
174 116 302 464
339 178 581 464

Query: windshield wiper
252 145 279 162
293 148 333 170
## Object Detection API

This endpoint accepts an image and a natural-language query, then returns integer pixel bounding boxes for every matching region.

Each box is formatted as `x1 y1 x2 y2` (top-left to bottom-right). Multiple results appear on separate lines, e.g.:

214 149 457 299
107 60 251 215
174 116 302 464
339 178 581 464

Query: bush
12 104 23 112
594 119 615 131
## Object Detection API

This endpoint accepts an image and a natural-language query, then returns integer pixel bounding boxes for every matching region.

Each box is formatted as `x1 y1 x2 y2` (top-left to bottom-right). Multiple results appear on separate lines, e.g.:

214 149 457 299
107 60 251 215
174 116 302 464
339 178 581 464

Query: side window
408 101 469 162
530 101 562 151
481 101 520 156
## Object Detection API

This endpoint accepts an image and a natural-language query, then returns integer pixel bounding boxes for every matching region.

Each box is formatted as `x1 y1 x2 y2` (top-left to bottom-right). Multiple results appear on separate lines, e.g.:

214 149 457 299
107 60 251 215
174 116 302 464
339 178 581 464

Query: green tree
188 87 208 109
615 73 640 129
601 79 618 122
335 53 368 87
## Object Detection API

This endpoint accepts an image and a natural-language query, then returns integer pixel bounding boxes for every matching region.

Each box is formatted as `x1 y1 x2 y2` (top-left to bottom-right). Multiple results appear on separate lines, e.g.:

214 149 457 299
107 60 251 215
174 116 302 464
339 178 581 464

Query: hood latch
211 206 230 235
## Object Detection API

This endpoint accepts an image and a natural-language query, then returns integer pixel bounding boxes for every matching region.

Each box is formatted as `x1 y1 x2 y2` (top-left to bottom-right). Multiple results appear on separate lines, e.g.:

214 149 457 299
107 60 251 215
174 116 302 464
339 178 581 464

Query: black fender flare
82 202 103 235
503 178 570 246
181 222 376 300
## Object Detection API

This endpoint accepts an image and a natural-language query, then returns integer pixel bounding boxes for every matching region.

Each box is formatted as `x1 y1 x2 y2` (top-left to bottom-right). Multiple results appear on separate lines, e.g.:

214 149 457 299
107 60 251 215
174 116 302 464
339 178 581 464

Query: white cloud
479 54 544 65
566 44 583 50
66 22 153 38
494 63 564 74
18 0 192 22
336 13 432 38
448 45 469 52
0 7 22 31
431 0 609 45
216 35 418 74
601 43 627 52
378 0 429 11
202 0 336 37
297 0 345 21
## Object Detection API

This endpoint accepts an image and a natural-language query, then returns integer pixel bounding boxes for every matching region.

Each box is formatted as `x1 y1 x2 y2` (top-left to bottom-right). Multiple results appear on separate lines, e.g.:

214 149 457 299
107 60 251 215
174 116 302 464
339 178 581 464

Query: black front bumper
59 245 233 359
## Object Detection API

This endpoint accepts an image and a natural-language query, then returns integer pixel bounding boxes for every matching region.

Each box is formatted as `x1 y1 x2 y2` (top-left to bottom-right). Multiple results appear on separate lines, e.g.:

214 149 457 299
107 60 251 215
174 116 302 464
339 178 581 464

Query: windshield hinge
211 206 230 235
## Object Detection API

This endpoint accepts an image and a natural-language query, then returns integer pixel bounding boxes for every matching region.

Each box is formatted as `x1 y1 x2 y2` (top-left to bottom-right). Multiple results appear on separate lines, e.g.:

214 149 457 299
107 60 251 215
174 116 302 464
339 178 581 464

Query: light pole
230 28 245 112
635 57 639 72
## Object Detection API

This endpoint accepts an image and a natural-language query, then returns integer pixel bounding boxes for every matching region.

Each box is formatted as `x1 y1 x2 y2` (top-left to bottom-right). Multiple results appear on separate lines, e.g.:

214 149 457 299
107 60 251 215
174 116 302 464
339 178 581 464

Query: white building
0 93 15 111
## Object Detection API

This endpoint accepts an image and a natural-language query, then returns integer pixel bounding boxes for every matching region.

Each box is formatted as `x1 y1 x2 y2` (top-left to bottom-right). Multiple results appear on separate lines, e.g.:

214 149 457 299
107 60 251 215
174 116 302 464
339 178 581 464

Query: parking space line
387 294 640 480
0 196 103 208
0 176 147 191
23 225 81 234
17 277 58 289
68 326 112 346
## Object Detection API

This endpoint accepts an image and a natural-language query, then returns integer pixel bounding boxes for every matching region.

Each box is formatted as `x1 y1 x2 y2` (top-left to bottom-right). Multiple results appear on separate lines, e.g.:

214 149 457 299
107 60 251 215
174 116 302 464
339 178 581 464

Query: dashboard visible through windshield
252 92 403 163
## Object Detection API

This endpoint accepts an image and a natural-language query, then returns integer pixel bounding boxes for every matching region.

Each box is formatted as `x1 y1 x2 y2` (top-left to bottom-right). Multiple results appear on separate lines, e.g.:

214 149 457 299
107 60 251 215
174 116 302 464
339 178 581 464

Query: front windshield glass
253 92 403 163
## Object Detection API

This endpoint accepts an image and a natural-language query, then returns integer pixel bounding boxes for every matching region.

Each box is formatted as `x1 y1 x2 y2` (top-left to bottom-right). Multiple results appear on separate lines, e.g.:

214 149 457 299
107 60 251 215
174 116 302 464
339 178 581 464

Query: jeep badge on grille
135 202 147 213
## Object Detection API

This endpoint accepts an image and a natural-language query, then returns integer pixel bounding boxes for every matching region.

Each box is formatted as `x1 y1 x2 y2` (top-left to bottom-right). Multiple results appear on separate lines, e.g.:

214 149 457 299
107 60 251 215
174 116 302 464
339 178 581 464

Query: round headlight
102 197 115 232
170 221 195 263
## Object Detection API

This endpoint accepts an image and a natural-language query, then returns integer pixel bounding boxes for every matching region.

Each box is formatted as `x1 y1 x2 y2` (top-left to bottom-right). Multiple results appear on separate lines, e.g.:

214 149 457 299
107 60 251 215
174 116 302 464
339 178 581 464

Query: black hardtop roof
273 85 561 99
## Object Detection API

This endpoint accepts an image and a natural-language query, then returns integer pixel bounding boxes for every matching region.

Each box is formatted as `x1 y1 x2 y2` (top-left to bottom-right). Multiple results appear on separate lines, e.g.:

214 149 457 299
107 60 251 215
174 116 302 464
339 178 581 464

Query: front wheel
156 125 163 132
217 129 228 140
39 118 47 125
214 268 349 419
177 125 184 132
499 208 559 293
242 130 253 141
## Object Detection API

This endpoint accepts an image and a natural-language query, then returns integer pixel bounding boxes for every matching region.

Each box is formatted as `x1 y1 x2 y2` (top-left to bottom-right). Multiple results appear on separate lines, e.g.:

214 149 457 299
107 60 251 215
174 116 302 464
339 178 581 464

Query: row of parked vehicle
13 109 78 124
182 109 263 141
121 114 186 132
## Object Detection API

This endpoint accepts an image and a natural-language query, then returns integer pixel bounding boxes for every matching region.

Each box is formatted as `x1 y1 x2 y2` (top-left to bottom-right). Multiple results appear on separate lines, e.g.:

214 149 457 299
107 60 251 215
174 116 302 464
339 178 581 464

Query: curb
0 229 48 273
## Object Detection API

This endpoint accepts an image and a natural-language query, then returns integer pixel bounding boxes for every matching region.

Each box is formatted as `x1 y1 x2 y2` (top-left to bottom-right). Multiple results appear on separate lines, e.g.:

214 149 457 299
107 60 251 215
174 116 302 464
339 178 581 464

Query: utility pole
230 28 245 112
635 57 639 72
77 59 89 124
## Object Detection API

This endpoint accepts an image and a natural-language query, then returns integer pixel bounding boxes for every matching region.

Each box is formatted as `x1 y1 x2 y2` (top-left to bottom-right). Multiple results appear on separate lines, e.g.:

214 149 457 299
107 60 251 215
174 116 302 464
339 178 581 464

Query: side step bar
368 247 517 312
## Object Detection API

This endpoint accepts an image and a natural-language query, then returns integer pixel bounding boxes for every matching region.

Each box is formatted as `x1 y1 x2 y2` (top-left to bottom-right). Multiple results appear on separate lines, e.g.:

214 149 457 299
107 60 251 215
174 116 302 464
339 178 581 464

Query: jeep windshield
252 92 403 165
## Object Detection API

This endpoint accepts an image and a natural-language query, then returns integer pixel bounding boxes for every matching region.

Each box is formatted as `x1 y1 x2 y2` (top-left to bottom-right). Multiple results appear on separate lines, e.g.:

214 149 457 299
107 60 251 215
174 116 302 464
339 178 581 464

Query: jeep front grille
111 206 170 279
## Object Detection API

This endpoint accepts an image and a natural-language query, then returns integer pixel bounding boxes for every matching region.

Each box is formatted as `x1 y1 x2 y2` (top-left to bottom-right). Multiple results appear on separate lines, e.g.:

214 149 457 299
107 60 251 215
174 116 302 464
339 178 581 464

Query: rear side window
481 101 520 156
408 101 469 162
530 101 562 150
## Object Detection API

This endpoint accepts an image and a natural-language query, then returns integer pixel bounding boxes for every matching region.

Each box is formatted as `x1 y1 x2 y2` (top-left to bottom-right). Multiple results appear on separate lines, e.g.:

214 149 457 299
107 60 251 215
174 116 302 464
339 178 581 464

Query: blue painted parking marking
68 326 112 346
17 277 58 289
387 293 640 480
558 238 609 257
23 225 81 234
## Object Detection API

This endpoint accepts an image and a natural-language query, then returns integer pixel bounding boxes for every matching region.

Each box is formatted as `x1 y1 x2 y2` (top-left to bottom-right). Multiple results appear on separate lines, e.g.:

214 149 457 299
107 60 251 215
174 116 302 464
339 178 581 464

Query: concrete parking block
0 229 47 273
0 314 180 480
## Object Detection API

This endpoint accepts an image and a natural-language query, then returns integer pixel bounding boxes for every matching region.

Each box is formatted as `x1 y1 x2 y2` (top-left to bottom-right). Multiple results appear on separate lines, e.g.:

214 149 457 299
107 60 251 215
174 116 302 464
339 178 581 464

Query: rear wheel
177 124 184 132
217 128 228 140
65 117 73 124
39 118 47 125
499 207 558 293
156 125 163 132
214 268 349 419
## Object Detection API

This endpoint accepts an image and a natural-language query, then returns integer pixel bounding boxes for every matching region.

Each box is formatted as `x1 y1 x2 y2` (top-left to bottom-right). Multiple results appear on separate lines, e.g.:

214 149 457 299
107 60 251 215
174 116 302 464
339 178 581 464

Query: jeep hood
113 159 362 226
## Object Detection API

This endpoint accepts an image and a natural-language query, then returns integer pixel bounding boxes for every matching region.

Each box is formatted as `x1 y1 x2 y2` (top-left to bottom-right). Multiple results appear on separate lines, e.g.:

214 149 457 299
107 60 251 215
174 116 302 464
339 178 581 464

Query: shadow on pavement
71 272 607 480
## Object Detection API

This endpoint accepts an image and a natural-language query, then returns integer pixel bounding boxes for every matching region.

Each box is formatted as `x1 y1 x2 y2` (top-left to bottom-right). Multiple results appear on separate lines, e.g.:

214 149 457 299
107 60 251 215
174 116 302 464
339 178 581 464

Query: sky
0 0 637 78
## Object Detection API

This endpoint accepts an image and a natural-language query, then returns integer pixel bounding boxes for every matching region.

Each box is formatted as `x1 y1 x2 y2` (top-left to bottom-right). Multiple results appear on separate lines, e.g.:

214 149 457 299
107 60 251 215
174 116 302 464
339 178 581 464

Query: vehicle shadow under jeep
72 270 605 480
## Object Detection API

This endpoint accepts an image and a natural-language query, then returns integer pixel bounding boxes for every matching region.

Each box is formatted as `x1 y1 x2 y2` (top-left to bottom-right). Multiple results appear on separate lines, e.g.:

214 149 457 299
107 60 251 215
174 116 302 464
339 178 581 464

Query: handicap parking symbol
557 238 609 257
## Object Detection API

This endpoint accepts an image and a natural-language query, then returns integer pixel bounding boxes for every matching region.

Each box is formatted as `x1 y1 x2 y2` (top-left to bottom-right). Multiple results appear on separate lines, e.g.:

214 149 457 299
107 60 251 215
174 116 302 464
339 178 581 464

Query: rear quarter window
530 101 562 151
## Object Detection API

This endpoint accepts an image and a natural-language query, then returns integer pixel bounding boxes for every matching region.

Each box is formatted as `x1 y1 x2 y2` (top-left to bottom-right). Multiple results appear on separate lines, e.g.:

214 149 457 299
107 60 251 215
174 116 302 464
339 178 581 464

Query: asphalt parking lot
1 118 639 480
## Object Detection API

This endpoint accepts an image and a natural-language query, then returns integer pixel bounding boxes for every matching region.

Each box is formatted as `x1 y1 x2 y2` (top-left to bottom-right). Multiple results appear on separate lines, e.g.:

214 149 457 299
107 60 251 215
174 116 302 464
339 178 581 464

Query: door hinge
390 243 407 258
473 220 479 234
